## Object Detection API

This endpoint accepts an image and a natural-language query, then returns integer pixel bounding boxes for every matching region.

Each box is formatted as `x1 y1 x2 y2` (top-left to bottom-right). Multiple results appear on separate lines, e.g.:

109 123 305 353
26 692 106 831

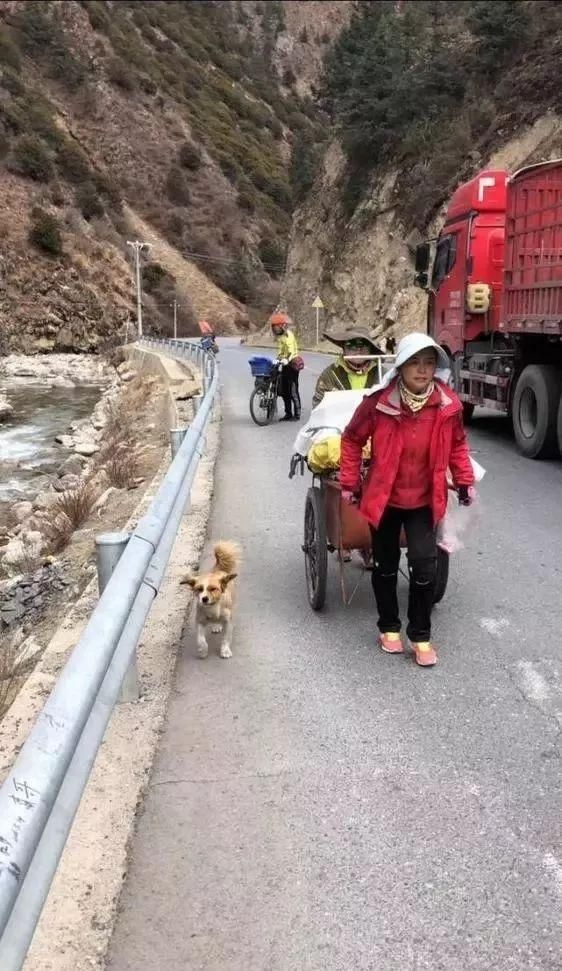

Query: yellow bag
307 436 342 473
307 435 371 473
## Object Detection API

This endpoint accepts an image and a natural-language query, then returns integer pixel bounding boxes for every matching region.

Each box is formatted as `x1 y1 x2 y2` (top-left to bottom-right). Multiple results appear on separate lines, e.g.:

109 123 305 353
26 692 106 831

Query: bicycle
248 356 283 426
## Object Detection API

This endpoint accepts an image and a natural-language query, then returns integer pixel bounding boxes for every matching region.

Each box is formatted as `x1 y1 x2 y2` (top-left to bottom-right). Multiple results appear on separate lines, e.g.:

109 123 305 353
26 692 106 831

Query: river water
0 384 101 508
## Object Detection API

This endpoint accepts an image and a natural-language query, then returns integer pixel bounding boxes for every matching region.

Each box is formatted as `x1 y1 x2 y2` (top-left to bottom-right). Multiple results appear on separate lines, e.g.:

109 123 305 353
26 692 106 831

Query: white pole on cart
312 295 324 348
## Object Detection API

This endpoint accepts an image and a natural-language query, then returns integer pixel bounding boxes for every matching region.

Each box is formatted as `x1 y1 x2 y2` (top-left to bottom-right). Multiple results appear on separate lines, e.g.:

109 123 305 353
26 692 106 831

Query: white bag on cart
293 389 376 458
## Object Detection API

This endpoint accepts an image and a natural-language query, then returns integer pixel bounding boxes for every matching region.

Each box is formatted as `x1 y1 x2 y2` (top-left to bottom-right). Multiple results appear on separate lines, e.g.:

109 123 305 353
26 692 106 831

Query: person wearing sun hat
340 331 475 667
312 326 384 409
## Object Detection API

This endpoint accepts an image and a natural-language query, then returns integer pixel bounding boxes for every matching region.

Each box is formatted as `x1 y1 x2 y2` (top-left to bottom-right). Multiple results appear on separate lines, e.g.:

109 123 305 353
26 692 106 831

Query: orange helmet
269 310 291 330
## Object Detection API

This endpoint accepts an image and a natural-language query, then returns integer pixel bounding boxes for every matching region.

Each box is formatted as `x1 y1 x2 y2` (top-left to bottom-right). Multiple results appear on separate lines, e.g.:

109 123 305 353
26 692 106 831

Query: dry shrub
106 344 127 367
0 637 34 720
104 445 139 488
53 482 97 529
41 511 74 554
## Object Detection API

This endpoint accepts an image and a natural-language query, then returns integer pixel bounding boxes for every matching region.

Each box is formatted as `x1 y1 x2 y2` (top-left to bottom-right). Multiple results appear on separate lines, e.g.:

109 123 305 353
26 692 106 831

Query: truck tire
557 395 562 457
512 364 562 459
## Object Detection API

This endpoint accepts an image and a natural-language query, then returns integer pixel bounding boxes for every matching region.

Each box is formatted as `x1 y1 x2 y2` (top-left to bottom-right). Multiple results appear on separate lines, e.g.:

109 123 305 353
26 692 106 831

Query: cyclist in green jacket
313 327 384 409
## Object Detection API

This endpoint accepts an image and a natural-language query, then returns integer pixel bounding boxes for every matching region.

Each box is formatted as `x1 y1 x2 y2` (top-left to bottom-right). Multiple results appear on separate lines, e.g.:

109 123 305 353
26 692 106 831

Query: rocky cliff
282 0 562 346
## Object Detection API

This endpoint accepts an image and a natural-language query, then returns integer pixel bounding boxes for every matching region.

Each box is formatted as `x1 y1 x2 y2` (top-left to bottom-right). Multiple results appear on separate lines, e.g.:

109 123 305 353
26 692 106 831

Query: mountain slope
0 0 351 352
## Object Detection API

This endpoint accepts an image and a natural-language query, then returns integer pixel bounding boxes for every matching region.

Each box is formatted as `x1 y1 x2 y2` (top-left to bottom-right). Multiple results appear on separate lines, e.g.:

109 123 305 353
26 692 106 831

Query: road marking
517 660 550 703
479 617 510 636
543 852 562 900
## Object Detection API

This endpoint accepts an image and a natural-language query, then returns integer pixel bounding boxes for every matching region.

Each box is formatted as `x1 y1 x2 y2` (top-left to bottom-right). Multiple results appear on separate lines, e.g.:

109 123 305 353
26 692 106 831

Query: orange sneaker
379 632 404 654
410 641 438 667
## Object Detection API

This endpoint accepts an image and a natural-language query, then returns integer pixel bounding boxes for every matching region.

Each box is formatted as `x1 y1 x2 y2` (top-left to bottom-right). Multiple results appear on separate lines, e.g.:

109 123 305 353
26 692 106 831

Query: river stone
53 474 81 493
51 376 76 389
55 434 74 447
89 468 109 492
1 537 25 569
0 395 14 421
58 455 85 477
74 441 99 456
33 489 59 511
21 530 43 560
13 501 33 523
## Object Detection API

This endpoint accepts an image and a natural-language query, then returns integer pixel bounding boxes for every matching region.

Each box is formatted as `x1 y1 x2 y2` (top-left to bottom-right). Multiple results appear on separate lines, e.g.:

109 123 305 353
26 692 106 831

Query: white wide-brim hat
379 332 450 388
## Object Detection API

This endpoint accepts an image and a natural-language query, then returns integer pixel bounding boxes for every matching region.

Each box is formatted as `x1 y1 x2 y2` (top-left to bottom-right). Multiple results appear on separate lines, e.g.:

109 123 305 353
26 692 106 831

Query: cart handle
289 454 305 479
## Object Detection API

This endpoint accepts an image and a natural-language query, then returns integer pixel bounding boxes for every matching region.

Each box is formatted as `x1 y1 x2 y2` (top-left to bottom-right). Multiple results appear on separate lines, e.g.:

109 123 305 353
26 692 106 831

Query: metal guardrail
0 337 217 969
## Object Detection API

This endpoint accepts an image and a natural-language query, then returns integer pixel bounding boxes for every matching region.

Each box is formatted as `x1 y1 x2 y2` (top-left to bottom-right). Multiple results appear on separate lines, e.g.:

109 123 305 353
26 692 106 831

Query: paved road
107 340 562 971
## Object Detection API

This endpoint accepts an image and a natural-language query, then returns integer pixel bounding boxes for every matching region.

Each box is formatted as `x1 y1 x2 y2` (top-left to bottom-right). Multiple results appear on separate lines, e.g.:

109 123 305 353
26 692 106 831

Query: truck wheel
557 395 562 456
512 364 562 459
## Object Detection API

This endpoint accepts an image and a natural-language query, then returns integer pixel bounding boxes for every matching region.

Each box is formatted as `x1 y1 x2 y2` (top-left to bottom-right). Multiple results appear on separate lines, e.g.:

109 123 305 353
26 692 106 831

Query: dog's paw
211 624 223 634
197 643 209 659
219 645 232 659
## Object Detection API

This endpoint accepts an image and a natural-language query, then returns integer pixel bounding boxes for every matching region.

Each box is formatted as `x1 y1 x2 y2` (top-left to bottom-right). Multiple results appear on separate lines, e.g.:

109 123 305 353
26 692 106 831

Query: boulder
57 455 85 477
93 486 116 513
74 441 99 456
21 530 43 561
33 489 59 511
88 468 109 492
2 538 26 572
13 501 33 523
0 395 14 421
55 434 74 448
52 474 81 493
51 377 76 389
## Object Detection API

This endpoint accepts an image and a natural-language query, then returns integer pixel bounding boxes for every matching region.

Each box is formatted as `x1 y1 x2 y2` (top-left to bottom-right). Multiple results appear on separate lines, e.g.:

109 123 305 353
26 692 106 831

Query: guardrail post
95 532 139 703
170 427 186 459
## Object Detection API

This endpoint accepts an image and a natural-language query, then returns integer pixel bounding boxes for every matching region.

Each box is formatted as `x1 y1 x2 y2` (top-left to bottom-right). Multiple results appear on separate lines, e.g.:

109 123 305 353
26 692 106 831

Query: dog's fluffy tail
213 541 240 575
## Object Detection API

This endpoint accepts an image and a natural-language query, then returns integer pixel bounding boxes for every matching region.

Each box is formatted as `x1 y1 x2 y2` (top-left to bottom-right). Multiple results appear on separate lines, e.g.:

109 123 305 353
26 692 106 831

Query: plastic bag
437 492 480 554
438 457 486 554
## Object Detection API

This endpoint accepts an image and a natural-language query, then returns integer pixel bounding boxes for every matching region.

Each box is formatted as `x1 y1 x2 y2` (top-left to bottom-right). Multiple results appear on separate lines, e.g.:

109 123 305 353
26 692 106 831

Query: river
0 383 101 511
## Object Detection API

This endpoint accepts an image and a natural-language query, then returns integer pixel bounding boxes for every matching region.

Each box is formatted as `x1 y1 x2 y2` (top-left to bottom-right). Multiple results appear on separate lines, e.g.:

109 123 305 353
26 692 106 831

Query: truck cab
414 162 562 459
415 170 508 357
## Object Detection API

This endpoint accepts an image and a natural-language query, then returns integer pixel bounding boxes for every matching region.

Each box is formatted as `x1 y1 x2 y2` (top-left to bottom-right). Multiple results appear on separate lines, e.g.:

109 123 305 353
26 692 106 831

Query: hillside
0 0 352 353
281 0 562 344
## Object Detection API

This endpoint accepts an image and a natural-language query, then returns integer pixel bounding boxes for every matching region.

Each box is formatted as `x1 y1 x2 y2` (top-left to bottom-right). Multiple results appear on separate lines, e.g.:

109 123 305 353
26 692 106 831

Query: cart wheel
303 486 328 610
433 547 449 604
249 387 275 426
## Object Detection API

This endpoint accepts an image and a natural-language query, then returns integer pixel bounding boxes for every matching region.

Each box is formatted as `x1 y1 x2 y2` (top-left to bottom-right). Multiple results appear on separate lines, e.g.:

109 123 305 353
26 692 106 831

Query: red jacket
340 378 474 527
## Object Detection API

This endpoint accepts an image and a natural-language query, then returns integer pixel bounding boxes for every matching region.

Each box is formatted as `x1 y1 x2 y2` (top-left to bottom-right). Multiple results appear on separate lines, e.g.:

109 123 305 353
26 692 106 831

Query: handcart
290 457 449 611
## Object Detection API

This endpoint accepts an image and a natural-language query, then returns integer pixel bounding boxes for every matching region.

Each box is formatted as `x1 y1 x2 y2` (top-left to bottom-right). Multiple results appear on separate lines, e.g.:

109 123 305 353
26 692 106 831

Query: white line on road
543 851 562 900
517 660 551 703
479 617 510 636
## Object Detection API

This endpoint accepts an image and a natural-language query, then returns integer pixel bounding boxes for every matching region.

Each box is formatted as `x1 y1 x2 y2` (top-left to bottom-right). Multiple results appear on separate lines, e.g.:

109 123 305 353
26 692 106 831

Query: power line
180 248 286 273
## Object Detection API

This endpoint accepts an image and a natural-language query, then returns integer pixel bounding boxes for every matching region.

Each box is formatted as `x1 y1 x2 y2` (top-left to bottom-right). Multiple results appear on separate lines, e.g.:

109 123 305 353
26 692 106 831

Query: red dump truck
414 160 562 458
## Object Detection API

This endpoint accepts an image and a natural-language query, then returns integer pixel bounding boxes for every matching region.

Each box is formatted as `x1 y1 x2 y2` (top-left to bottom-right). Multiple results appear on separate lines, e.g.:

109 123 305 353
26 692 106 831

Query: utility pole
126 240 150 338
173 298 178 339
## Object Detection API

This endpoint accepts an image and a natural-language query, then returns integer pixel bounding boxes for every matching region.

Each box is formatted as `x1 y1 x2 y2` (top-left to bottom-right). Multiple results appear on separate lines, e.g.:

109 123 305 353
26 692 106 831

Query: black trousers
280 365 301 418
369 506 437 642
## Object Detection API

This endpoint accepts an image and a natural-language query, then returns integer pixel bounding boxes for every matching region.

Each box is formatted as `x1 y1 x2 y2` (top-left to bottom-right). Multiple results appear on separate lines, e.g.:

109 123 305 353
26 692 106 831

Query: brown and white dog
180 542 239 659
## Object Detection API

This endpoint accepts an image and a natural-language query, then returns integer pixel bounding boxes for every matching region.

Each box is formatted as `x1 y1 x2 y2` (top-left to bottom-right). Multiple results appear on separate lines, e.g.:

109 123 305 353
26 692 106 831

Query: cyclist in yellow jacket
270 310 301 421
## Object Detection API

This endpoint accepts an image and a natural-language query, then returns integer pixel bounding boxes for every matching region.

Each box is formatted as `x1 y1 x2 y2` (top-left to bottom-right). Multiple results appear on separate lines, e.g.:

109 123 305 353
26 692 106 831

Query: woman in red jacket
340 332 474 667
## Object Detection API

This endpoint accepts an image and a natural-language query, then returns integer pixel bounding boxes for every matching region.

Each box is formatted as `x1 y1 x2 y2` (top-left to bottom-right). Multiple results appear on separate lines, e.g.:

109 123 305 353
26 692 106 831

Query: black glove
458 485 472 506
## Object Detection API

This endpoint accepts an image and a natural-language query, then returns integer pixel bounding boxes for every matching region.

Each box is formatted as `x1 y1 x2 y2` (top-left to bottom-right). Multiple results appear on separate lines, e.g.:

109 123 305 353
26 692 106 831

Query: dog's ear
179 573 197 588
220 572 237 589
